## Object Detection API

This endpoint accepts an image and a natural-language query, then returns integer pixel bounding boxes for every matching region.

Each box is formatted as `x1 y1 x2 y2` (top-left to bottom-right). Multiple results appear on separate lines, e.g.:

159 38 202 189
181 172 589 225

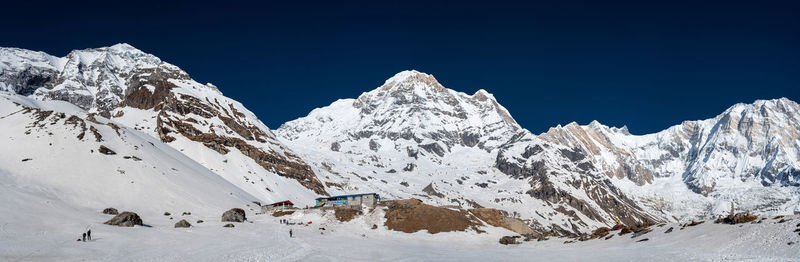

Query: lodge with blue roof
315 193 380 208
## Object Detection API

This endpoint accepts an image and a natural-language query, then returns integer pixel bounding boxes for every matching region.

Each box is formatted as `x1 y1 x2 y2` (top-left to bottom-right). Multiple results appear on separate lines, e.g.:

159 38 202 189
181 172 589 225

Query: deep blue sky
3 0 798 134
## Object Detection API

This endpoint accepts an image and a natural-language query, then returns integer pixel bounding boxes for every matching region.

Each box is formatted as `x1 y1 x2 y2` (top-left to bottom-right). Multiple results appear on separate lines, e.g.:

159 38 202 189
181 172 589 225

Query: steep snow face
0 44 324 203
0 93 258 216
537 98 800 218
278 70 655 235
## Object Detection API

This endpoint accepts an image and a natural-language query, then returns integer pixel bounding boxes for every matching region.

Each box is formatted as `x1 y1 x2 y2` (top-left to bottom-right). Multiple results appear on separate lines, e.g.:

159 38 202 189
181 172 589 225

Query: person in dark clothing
87 230 91 241
82 233 86 242
289 229 293 238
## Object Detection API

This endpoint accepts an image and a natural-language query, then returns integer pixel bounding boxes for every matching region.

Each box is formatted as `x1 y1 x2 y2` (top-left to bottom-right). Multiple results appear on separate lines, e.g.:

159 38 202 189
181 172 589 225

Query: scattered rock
334 208 363 222
272 211 295 217
716 213 758 224
174 219 191 228
223 223 235 228
631 228 652 238
686 221 704 227
104 212 143 227
164 212 171 216
637 238 649 242
422 183 445 198
197 220 204 224
102 207 119 215
774 216 784 220
122 156 142 161
499 236 521 245
384 199 480 234
182 212 191 216
778 219 787 223
21 158 32 162
372 224 378 230
604 235 613 240
618 222 655 236
98 145 116 155
664 227 674 233
591 227 611 239
469 208 535 235
221 208 246 222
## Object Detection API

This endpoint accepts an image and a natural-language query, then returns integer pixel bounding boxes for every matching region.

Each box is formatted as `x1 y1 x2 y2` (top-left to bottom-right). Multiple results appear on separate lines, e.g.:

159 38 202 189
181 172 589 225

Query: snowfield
1 186 799 262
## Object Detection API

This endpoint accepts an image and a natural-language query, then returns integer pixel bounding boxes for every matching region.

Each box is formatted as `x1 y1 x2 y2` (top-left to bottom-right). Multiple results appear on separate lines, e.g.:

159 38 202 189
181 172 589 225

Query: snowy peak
281 70 522 153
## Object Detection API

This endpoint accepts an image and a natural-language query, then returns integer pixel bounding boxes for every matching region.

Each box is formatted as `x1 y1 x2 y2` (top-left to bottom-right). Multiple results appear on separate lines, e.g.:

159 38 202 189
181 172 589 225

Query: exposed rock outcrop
104 212 143 227
221 208 246 222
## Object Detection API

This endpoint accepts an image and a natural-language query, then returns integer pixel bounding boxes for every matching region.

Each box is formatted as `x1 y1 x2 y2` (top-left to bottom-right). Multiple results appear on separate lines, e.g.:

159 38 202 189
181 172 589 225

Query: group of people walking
79 230 91 242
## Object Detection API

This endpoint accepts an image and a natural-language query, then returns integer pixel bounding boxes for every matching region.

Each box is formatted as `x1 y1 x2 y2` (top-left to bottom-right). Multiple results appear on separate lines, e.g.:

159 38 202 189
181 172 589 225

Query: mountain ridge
2 44 799 236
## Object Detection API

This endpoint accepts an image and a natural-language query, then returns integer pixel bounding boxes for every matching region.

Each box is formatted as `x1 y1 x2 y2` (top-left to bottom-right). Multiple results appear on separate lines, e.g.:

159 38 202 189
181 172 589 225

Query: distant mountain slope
537 98 800 218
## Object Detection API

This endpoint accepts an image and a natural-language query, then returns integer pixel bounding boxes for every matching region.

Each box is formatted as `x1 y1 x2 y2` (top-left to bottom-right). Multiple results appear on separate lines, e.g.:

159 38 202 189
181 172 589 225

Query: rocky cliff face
0 44 325 201
533 99 800 217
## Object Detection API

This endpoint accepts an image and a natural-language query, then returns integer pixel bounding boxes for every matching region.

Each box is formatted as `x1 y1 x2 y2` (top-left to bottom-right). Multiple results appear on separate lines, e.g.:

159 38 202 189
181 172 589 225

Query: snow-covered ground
1 170 798 262
2 192 799 262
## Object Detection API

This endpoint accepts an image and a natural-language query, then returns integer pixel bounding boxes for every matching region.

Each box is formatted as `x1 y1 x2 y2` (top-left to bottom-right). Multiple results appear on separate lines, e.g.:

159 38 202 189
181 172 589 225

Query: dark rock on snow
102 207 119 215
221 208 246 222
104 212 143 227
98 145 116 155
223 223 235 228
499 236 521 245
174 219 191 228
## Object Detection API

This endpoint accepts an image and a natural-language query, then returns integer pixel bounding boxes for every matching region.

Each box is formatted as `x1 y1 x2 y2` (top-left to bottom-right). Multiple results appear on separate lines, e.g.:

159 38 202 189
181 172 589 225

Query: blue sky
2 0 798 134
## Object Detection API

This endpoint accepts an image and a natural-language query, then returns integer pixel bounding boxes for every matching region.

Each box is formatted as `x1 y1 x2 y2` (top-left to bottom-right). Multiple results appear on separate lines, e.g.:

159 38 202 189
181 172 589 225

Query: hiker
289 229 293 238
82 232 86 242
87 230 91 241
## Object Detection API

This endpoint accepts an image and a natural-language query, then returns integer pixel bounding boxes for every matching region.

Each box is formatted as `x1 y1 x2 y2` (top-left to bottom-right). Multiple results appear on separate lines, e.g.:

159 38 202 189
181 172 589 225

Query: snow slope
0 44 323 206
0 93 261 224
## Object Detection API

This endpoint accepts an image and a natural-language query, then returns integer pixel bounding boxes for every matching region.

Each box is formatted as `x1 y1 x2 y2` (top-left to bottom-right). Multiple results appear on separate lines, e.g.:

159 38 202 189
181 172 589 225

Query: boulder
591 227 611 239
102 208 119 215
223 223 235 228
104 212 143 227
174 219 191 228
499 236 521 245
221 208 246 222
716 213 758 224
98 145 116 155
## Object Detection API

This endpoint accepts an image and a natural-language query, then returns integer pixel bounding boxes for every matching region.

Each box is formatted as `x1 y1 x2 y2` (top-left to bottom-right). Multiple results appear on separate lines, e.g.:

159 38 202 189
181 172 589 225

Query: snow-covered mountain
538 98 800 219
0 44 323 205
3 44 799 237
277 70 656 234
278 70 800 234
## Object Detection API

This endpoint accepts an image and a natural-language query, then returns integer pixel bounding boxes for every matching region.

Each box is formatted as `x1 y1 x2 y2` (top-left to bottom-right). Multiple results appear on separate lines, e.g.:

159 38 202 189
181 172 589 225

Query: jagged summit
280 70 522 152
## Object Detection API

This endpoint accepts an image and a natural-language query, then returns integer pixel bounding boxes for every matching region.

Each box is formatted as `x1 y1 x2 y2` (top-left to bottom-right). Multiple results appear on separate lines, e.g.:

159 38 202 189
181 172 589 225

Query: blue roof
315 193 379 201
